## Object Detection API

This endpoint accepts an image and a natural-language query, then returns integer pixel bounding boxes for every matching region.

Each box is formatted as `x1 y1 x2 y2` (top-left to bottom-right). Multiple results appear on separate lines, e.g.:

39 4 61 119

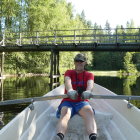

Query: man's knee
79 106 94 117
60 107 71 120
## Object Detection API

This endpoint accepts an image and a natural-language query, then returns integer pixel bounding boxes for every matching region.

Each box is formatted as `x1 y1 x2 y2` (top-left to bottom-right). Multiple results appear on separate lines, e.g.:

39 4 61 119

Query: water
95 75 140 109
0 76 50 129
95 75 140 96
0 75 140 129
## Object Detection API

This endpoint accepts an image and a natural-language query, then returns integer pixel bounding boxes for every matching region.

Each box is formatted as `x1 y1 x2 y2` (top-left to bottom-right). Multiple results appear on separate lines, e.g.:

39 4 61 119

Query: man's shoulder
84 71 94 80
65 69 75 76
65 69 75 73
85 71 94 75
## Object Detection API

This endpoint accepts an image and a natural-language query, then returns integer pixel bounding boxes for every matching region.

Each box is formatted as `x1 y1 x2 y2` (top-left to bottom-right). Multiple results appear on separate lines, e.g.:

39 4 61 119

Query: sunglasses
75 60 85 62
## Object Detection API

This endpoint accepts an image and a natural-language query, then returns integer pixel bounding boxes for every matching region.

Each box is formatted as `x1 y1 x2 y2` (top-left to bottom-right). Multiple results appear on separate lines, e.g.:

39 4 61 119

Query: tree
123 52 137 74
2 0 94 74
133 53 140 71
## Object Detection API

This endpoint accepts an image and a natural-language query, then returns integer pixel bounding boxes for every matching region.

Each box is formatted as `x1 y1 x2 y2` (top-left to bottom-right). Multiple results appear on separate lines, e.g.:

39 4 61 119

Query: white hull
0 84 140 140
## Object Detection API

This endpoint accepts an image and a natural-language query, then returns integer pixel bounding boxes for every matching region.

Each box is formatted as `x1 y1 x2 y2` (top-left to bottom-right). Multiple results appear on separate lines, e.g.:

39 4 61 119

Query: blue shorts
56 101 95 118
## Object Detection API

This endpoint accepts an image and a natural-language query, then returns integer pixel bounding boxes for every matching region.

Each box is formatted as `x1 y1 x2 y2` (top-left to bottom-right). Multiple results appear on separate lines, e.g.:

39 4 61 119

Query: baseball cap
74 53 86 62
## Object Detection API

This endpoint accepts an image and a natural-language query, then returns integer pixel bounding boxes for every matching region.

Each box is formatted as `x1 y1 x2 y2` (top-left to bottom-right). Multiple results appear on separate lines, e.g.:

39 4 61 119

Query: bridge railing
0 28 140 46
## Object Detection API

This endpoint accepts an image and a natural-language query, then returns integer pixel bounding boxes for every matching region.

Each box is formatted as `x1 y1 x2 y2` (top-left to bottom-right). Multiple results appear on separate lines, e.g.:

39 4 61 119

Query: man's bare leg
79 105 97 140
53 107 71 140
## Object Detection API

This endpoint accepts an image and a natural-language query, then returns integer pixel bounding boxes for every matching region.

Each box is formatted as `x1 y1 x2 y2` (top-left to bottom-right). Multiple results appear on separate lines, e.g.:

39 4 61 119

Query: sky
67 0 140 28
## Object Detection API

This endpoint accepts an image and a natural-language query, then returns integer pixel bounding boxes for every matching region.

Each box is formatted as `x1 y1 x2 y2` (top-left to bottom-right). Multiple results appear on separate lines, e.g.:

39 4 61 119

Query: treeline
0 0 140 75
93 20 140 73
0 0 93 74
92 22 140 73
93 51 140 73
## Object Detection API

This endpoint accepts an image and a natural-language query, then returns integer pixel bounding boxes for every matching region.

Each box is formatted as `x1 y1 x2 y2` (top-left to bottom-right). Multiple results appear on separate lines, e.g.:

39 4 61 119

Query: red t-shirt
62 70 94 102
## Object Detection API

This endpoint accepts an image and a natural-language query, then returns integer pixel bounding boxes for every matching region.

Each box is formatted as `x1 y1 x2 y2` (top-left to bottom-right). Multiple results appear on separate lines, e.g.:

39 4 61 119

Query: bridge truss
0 28 140 52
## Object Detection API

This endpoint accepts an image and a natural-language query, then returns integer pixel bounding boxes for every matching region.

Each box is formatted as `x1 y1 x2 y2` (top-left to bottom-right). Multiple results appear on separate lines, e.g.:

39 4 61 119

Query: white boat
0 83 140 140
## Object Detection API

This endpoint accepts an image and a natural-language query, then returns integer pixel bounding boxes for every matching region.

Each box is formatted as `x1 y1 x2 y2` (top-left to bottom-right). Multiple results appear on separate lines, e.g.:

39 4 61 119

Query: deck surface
0 84 140 140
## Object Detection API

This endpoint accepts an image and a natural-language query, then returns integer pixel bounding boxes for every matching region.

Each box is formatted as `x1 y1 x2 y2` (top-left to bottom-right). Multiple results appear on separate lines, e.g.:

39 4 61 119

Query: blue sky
67 0 140 28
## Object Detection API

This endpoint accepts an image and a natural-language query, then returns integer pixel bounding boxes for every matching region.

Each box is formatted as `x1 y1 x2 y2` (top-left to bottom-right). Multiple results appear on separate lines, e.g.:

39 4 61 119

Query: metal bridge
0 28 140 52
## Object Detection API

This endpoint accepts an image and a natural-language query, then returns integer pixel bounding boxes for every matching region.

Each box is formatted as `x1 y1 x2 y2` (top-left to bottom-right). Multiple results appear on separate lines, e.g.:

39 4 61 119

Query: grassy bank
91 71 120 77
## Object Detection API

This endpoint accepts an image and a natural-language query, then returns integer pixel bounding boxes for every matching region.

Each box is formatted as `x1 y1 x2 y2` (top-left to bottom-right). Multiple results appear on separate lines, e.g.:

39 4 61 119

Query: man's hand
81 91 92 99
67 90 78 100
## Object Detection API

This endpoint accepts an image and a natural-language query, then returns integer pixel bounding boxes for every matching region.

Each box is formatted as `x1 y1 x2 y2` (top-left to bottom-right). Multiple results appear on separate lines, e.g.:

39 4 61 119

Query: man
53 53 97 140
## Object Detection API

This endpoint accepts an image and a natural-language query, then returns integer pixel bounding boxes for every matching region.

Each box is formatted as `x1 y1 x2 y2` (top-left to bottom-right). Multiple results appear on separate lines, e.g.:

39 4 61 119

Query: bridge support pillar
50 50 60 90
0 52 5 77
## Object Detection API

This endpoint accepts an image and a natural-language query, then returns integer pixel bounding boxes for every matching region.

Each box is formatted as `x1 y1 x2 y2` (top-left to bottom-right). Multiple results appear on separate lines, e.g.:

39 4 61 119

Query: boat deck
0 84 140 140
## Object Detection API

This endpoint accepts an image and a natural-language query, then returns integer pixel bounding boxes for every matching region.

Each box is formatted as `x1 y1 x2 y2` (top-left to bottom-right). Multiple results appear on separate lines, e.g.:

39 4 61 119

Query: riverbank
92 71 140 77
1 70 140 79
92 71 120 77
1 73 49 78
2 71 119 78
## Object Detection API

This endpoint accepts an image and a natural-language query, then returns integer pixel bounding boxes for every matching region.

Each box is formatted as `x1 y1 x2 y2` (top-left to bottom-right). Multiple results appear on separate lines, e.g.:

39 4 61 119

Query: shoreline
92 71 120 77
0 73 49 79
1 71 140 79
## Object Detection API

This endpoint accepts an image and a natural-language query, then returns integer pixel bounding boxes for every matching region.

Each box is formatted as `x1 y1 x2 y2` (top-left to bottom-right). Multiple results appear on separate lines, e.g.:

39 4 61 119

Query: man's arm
64 76 78 100
81 79 94 99
64 76 73 91
86 80 94 92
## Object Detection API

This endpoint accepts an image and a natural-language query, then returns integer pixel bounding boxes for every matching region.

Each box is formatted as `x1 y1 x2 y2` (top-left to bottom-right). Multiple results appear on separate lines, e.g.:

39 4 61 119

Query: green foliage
1 0 93 74
133 53 140 71
0 0 140 74
93 52 125 70
123 52 138 74
123 75 137 95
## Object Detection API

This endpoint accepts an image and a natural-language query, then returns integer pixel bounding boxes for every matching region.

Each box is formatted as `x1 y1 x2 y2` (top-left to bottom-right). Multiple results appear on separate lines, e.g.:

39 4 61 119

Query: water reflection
123 75 140 108
95 76 124 94
0 76 50 129
123 75 137 95
0 79 4 127
95 75 140 109
3 76 50 100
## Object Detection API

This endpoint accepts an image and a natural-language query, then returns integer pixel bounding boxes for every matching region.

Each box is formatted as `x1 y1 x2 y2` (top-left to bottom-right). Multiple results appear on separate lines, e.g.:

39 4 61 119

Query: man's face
74 60 86 72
